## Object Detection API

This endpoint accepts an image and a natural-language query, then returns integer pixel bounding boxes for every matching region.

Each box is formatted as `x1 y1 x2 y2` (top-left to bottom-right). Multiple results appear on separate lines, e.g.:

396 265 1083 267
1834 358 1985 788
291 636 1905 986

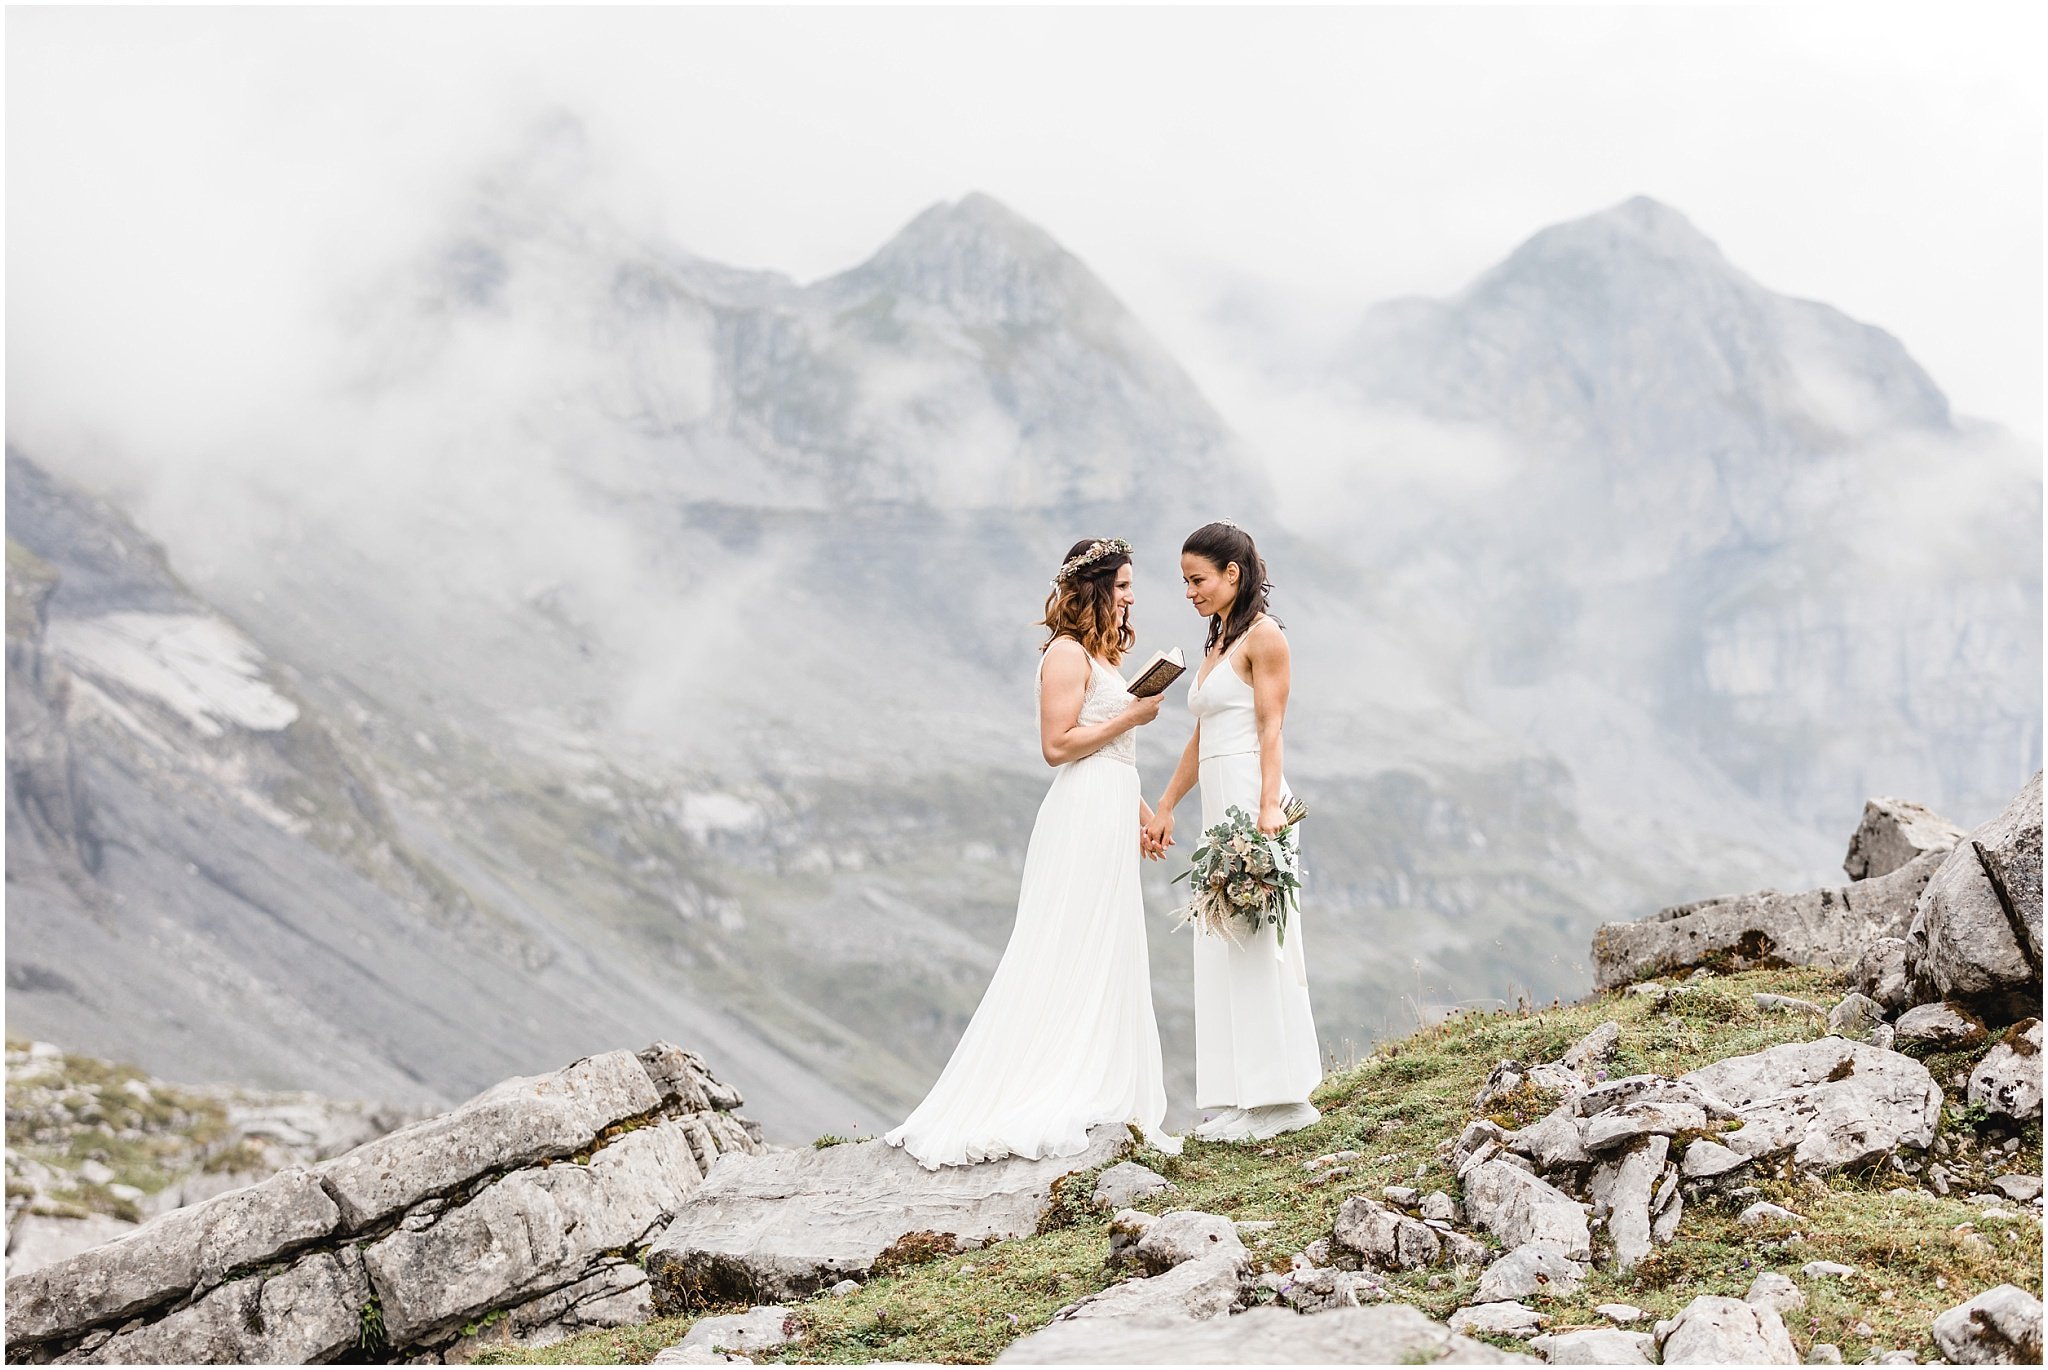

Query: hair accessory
1215 517 1240 530
1055 537 1132 584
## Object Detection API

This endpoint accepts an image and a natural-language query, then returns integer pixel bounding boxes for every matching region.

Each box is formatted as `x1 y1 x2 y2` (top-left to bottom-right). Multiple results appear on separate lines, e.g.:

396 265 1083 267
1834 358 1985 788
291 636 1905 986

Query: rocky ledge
2 1043 761 1364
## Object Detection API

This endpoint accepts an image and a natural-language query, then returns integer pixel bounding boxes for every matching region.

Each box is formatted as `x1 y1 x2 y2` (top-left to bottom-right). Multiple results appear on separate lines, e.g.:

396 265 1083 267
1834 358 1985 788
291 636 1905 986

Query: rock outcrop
3 1042 760 1364
1845 797 1968 881
1591 848 1945 990
1907 773 2043 1024
642 1126 1124 1310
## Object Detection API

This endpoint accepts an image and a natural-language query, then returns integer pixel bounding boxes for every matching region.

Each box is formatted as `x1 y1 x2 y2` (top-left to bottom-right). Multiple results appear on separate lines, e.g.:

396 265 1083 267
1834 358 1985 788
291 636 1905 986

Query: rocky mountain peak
826 191 1110 329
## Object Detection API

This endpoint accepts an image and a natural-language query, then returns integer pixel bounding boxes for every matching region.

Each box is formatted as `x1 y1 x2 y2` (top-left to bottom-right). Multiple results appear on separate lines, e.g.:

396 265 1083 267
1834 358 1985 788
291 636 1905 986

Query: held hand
1144 809 1175 854
1122 692 1164 727
1257 800 1286 837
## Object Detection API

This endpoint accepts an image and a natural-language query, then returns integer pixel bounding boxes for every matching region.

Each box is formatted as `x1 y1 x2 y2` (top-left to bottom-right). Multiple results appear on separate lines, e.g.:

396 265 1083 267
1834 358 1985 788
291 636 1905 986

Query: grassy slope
476 964 2042 1365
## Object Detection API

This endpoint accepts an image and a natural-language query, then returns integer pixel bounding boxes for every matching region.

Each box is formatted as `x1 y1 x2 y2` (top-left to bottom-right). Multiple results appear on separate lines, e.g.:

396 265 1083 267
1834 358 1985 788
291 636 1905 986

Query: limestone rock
1450 1300 1549 1338
1654 1293 1799 1363
1846 798 1967 881
1907 772 2043 1024
1264 1266 1386 1313
366 1122 705 1345
1989 1173 2042 1203
1472 1242 1586 1304
1561 1021 1622 1075
1054 1252 1248 1324
1129 1211 1244 1275
1855 939 1915 1013
1827 992 1889 1044
3 1166 340 1347
1757 993 1828 1016
0 1214 141 1281
1931 1283 2043 1364
675 1306 795 1357
1421 1190 1462 1224
1593 847 1945 989
1802 1261 1857 1278
644 1126 1122 1309
1747 1271 1807 1316
1582 1100 1707 1152
1331 1197 1441 1270
1679 1038 1941 1173
1511 1108 1590 1171
995 1301 1535 1363
1092 1162 1173 1212
1739 1201 1805 1228
66 1246 369 1365
1598 1304 1647 1325
1967 1019 2042 1123
1575 1074 1735 1121
1895 1002 1990 1051
1587 1137 1666 1270
316 1050 664 1232
1681 1138 1750 1178
1462 1160 1590 1259
1529 1328 1656 1364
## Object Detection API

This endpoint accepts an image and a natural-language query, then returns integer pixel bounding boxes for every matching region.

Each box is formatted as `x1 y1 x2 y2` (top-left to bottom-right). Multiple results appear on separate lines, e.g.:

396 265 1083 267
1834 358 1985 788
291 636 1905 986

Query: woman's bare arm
1245 619 1291 833
1038 638 1162 767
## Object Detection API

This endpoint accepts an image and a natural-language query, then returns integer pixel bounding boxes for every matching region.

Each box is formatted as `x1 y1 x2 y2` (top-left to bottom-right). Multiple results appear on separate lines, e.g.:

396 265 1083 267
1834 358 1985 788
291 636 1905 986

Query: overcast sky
8 2 2043 471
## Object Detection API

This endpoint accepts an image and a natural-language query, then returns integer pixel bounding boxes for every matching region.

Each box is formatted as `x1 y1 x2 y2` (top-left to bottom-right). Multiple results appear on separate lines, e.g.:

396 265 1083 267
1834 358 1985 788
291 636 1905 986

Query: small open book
1126 647 1187 698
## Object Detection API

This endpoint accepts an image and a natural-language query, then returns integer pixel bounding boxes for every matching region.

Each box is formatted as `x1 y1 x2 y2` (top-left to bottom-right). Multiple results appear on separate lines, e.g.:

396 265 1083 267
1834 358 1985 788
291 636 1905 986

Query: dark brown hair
1041 538 1134 665
1182 522 1279 656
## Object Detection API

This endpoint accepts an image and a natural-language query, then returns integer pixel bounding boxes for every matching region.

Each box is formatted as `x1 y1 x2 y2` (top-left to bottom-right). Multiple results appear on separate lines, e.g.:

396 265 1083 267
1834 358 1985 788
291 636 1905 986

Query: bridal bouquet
1170 798 1308 947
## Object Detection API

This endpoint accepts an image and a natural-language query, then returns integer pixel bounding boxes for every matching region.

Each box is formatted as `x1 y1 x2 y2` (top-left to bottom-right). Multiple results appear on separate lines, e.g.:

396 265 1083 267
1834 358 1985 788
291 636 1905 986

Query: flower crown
1053 537 1133 586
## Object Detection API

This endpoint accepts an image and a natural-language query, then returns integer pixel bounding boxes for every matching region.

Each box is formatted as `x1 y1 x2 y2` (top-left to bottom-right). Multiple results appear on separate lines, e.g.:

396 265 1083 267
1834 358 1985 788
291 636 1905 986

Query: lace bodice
1035 648 1136 766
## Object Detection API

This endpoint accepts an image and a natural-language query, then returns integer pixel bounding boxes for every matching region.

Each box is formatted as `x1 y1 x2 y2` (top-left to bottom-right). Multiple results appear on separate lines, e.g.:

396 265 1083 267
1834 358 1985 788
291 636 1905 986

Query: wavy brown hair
1183 521 1279 656
1041 538 1135 665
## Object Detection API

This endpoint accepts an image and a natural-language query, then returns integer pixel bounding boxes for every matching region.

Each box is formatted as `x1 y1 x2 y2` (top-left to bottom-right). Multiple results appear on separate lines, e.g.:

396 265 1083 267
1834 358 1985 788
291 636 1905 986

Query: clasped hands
1140 809 1174 862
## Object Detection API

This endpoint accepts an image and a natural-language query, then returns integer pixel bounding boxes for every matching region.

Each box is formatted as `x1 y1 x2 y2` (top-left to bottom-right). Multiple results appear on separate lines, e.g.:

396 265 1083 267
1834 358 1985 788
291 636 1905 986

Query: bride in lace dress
885 538 1181 1169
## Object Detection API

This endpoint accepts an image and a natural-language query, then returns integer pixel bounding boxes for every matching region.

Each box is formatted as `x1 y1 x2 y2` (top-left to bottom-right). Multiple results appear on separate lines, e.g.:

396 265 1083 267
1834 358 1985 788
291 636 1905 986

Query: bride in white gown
1146 520 1322 1143
885 538 1181 1169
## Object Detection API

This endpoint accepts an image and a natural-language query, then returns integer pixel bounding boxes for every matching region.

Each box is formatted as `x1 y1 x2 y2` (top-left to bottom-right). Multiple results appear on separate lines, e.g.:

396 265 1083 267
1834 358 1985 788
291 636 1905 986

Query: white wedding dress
884 648 1177 1169
1187 625 1323 1110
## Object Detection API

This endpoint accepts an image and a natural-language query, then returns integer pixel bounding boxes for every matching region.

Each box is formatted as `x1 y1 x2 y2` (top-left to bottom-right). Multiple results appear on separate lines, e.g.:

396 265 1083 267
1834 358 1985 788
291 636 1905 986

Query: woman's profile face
1181 552 1238 619
1112 563 1135 623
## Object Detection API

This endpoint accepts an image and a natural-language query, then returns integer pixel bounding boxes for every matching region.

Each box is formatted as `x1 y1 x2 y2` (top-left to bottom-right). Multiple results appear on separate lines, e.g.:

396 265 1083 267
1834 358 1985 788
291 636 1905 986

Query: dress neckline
1193 615 1264 692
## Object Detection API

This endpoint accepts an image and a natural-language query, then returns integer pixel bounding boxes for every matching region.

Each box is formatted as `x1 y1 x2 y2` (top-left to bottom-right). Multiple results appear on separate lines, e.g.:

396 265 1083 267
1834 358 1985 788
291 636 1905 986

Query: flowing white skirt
885 752 1174 1169
1192 753 1323 1109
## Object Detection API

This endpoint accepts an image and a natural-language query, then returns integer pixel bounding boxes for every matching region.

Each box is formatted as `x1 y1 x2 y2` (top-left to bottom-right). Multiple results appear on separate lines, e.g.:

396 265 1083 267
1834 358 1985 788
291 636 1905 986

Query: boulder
1587 1136 1666 1270
1846 798 1967 881
1680 1138 1749 1178
3 1166 341 1347
1738 1201 1804 1228
1331 1197 1441 1270
1574 1074 1735 1120
316 1050 664 1231
365 1121 705 1345
1679 1038 1941 1173
1560 1022 1622 1075
1855 939 1915 1013
64 1247 369 1365
1421 1190 1462 1224
1931 1283 2044 1365
643 1126 1123 1309
995 1302 1535 1363
1449 1300 1549 1338
1894 1002 1990 1051
1462 1160 1590 1259
1989 1173 2042 1203
1129 1211 1245 1276
1907 772 2043 1024
1529 1328 1656 1364
1747 1271 1807 1316
1654 1294 1799 1364
1593 847 1945 989
1472 1242 1586 1304
674 1306 795 1357
1092 1162 1174 1212
1827 992 1889 1044
1582 1100 1707 1152
1263 1266 1386 1313
1967 1019 2042 1123
1053 1253 1249 1324
1511 1107 1591 1171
